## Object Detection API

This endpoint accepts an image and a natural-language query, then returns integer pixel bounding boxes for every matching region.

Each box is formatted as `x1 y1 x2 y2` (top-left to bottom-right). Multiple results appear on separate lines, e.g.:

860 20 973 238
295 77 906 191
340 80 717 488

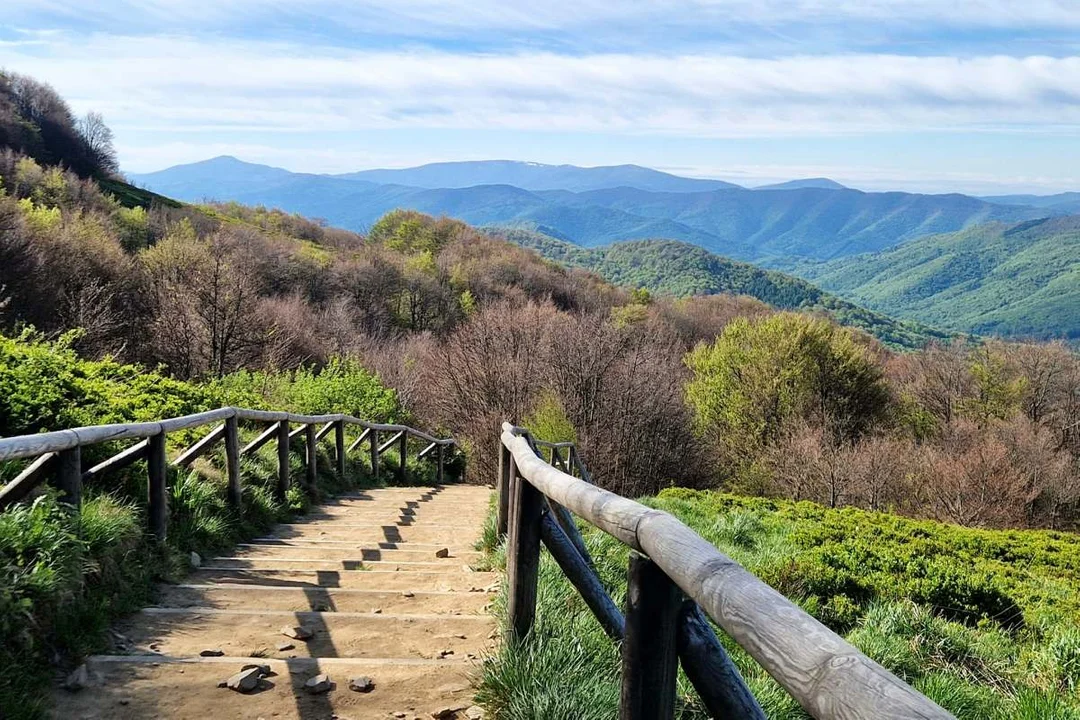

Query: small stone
242 663 272 677
437 649 454 659
281 625 314 640
200 648 225 657
190 551 202 568
304 673 333 694
276 641 295 652
224 667 262 693
372 608 382 614
394 713 407 719
465 707 485 720
63 664 89 692
401 591 414 598
453 634 466 640
348 675 375 693
431 707 465 719
434 548 450 558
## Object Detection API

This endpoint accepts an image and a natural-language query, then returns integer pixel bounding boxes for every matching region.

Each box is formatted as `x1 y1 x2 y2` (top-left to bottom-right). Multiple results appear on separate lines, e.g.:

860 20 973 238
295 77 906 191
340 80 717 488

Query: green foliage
481 489 1080 718
801 216 1080 340
503 229 949 349
522 390 577 445
684 313 891 474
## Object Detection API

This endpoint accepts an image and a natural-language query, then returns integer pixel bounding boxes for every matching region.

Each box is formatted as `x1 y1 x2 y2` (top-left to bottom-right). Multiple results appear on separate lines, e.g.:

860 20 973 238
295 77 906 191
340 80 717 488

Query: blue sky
2 1 1079 193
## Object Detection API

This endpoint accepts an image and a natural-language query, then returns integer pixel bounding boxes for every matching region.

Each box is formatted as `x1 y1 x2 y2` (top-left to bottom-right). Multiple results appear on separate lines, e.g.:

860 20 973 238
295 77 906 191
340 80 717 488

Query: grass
0 428 459 719
476 490 1080 719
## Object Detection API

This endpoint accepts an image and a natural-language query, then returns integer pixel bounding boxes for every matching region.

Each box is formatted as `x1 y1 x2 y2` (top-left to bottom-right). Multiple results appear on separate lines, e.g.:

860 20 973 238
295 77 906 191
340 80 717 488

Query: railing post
567 446 578 478
276 420 290 501
370 429 379 481
497 443 511 538
305 423 317 492
335 420 347 479
54 446 81 510
506 460 543 641
436 444 445 485
224 415 241 511
620 552 681 720
397 430 408 484
147 432 168 541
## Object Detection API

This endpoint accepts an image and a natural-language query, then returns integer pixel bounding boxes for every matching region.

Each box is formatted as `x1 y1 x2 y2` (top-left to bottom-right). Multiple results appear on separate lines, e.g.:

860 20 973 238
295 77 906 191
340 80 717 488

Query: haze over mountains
131 156 1052 265
131 156 1079 340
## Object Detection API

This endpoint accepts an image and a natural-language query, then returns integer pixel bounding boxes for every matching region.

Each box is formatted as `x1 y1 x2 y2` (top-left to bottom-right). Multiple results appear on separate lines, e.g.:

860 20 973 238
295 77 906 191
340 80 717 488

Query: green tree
684 313 891 478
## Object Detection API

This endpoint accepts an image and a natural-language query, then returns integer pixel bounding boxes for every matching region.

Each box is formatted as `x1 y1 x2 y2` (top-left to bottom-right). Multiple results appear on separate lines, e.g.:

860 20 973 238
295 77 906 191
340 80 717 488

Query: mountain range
130 157 1053 265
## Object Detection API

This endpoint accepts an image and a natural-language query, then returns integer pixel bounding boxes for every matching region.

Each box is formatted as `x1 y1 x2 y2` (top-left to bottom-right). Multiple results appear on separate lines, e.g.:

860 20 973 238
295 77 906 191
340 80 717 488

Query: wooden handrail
500 421 952 720
0 409 458 536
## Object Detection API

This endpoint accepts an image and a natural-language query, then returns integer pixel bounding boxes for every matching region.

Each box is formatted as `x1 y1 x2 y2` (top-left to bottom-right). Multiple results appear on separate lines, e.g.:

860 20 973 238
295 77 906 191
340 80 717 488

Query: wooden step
111 608 494 660
188 568 499 592
50 655 478 720
157 585 492 615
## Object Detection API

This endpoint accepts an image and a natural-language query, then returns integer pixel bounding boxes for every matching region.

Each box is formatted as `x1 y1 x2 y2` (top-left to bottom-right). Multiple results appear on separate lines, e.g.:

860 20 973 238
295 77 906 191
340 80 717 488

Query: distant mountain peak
755 178 848 191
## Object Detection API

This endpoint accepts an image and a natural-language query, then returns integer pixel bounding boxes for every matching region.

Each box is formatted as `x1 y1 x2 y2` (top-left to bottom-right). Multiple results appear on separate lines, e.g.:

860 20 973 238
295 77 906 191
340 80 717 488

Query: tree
685 313 891 484
76 111 119 177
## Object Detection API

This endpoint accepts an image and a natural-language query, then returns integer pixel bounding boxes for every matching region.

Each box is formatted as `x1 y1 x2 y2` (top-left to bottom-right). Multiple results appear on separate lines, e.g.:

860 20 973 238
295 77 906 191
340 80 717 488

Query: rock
241 663 272 677
348 675 375 693
304 673 333 694
224 667 262 693
394 714 407 719
401 591 415 598
437 649 454 659
430 707 466 719
281 625 314 640
189 551 201 568
465 707 485 720
371 607 382 614
63 664 89 692
200 648 225 657
276 641 295 651
454 634 467 639
434 548 450 558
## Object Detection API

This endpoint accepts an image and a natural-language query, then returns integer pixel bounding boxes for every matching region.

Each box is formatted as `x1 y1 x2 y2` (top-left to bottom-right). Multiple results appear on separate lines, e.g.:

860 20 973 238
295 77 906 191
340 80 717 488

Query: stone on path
435 548 450 558
304 673 333 694
281 625 314 640
348 675 375 693
221 667 262 693
200 648 225 657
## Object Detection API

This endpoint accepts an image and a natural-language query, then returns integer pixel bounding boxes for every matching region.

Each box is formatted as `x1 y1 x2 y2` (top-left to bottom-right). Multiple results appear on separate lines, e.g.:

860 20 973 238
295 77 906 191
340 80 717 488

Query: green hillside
800 216 1080 340
499 227 950 348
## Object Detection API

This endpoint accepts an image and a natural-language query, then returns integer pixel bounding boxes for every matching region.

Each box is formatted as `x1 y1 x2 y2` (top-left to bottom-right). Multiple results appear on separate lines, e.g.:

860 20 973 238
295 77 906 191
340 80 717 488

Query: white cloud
4 36 1079 138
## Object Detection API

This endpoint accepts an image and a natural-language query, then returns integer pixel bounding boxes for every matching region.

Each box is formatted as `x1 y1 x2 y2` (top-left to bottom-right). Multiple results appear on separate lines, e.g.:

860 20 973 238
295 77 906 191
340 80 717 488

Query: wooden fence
498 422 955 720
0 408 456 540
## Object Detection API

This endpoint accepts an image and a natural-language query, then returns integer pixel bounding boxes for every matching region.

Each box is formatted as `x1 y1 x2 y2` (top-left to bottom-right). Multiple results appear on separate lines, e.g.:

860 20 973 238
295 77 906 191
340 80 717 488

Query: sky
2 1 1079 194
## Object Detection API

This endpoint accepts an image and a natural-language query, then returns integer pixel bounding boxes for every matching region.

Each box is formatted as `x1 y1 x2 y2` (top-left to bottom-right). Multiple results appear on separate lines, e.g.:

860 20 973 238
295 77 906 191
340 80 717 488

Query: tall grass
477 490 1080 719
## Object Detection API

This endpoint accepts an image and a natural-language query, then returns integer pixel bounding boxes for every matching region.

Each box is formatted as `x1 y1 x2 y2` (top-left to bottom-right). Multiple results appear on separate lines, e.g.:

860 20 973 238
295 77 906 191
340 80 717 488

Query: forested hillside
132 156 1049 263
801 216 1080 340
499 228 949 348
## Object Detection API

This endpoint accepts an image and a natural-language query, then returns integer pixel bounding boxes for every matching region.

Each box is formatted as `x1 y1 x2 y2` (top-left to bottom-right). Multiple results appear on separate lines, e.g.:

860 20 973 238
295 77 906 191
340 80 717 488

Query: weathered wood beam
172 424 226 468
224 416 241 510
335 420 346 478
377 430 404 455
147 433 168 540
304 423 317 491
315 421 335 442
620 553 681 720
678 601 767 720
347 427 371 454
276 420 290 501
240 423 278 456
417 441 437 460
82 439 148 482
0 452 57 510
540 511 624 640
506 459 543 641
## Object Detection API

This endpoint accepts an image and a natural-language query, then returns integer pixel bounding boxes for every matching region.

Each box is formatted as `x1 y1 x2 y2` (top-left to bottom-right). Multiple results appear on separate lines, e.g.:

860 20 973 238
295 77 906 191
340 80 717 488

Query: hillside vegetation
498 228 949 348
801 216 1080 340
480 490 1080 719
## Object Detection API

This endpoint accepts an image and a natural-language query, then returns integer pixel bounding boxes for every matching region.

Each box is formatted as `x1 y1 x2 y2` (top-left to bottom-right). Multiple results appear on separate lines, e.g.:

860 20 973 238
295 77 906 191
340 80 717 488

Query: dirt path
52 485 496 720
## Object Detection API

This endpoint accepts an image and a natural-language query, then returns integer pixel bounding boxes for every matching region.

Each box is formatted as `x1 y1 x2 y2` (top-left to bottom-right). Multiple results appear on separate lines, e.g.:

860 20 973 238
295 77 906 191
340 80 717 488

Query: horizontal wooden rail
0 409 459 531
500 422 952 720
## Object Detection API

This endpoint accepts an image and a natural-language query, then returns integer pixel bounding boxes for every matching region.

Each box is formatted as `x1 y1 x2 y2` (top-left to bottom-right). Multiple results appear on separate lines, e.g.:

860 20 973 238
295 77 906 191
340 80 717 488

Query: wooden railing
498 422 954 720
0 408 457 540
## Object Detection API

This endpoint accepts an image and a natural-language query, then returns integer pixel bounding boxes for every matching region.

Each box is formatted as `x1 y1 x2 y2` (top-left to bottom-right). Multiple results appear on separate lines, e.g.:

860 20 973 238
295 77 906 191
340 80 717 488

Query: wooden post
335 420 347 479
276 420 290 501
678 601 767 719
620 553 681 720
305 423 317 492
506 465 543 641
54 446 82 510
224 415 242 510
497 443 511 538
147 432 168 540
541 511 624 640
567 446 578 478
436 444 445 485
370 429 379 481
397 430 408 484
